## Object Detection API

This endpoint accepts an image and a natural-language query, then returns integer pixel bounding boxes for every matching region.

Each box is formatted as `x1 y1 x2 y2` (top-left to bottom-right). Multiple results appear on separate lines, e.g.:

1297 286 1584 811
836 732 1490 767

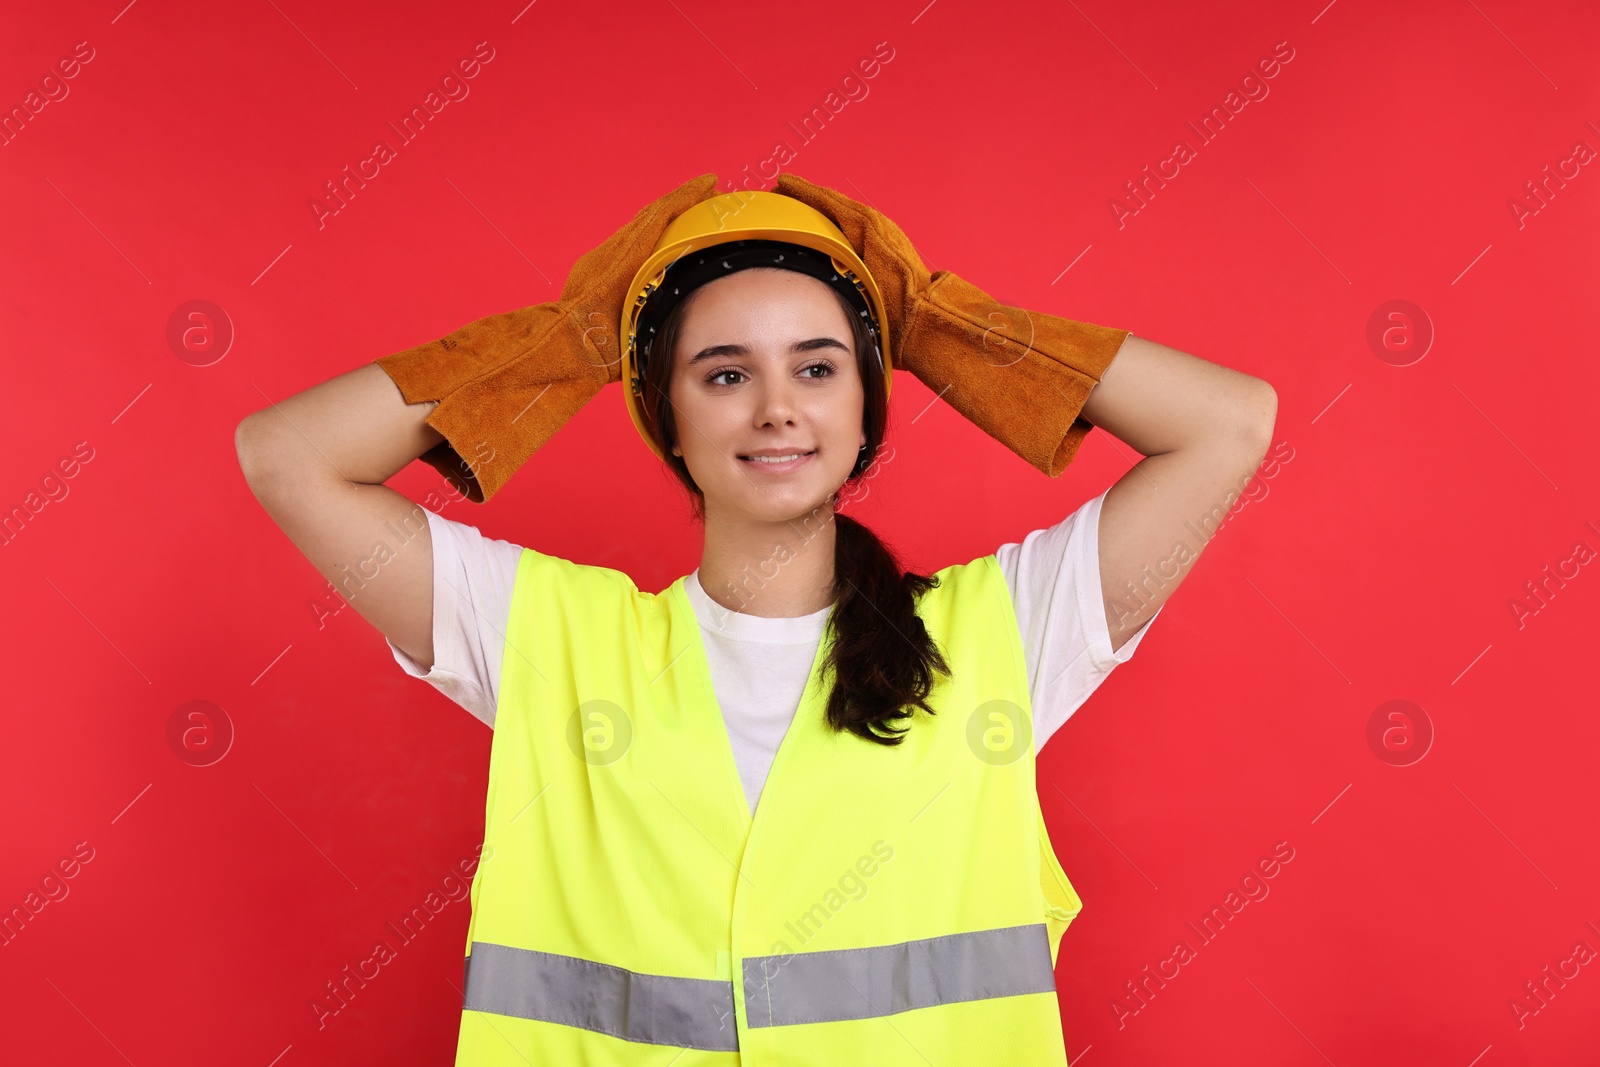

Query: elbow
1241 380 1278 453
234 412 278 484
233 416 253 477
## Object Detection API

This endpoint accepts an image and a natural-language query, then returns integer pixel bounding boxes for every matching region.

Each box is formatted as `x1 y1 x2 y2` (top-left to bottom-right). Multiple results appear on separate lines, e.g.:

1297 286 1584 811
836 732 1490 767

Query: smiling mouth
738 450 816 469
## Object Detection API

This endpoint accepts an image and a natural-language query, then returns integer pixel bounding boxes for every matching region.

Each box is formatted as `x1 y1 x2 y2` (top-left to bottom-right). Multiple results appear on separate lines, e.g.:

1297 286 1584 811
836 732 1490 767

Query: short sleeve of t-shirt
995 488 1162 750
385 509 521 729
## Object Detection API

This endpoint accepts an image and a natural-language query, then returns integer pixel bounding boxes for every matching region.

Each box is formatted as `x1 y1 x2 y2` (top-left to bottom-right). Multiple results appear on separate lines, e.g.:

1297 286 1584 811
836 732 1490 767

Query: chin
699 454 852 522
750 494 836 523
724 484 839 525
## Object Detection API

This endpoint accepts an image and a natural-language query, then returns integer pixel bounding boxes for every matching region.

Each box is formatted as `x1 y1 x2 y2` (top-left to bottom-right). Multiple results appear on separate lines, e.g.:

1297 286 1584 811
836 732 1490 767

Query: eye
704 360 838 387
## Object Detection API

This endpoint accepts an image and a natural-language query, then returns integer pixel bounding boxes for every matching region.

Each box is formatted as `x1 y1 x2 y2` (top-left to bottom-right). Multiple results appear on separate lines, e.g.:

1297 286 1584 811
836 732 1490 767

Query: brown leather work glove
374 173 721 503
773 173 1130 477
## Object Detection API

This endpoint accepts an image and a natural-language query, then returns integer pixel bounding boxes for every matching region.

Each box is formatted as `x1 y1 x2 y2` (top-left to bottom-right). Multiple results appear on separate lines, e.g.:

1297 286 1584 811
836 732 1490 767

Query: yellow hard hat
620 189 894 461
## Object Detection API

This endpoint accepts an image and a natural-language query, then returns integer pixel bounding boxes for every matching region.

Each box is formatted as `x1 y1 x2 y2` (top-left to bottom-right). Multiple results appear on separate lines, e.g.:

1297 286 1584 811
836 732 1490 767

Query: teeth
744 453 805 464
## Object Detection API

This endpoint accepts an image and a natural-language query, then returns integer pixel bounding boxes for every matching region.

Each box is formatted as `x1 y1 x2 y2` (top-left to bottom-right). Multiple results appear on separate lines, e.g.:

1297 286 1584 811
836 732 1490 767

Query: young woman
236 178 1276 1066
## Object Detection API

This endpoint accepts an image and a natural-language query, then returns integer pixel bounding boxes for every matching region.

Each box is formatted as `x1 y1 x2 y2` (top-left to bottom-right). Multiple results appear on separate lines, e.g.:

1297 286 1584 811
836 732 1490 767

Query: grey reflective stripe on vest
742 923 1056 1028
463 924 1054 1046
463 941 739 1051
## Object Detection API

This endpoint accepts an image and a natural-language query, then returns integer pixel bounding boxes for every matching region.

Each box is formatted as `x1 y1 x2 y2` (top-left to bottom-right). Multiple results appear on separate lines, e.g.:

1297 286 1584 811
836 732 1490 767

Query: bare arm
234 363 449 669
1080 335 1278 652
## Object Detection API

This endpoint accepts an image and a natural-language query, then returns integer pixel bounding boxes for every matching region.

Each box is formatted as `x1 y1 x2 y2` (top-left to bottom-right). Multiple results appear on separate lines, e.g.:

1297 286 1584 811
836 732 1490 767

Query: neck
696 498 839 618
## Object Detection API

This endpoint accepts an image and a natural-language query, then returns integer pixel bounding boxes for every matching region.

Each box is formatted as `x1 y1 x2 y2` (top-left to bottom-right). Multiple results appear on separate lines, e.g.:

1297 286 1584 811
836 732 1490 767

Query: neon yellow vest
454 548 1085 1065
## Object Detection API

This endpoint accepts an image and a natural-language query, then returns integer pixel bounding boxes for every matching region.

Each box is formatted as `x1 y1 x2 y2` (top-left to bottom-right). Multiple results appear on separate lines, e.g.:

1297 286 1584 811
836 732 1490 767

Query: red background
3 1 1598 1064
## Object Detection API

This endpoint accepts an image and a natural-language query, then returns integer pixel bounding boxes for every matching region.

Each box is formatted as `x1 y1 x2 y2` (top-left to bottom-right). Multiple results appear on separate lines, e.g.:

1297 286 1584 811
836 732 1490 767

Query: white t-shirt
388 488 1161 813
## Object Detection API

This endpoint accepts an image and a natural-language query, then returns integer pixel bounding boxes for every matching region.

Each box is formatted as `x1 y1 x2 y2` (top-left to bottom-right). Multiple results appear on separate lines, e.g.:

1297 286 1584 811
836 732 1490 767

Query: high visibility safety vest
454 547 1086 1065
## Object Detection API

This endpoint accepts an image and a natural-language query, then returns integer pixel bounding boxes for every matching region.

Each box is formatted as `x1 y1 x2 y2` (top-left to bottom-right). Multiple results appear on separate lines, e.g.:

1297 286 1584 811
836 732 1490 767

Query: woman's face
669 267 867 525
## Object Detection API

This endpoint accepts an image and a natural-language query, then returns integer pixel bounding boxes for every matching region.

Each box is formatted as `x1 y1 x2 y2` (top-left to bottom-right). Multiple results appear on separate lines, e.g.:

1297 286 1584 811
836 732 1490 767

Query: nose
751 369 801 428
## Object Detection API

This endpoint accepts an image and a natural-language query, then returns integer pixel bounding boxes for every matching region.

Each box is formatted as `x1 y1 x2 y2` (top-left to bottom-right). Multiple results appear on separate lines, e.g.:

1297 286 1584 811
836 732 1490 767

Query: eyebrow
687 337 850 366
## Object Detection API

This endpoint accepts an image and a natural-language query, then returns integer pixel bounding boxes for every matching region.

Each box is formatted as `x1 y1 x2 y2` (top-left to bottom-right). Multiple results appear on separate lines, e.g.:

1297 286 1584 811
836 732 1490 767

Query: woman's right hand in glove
374 172 721 503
